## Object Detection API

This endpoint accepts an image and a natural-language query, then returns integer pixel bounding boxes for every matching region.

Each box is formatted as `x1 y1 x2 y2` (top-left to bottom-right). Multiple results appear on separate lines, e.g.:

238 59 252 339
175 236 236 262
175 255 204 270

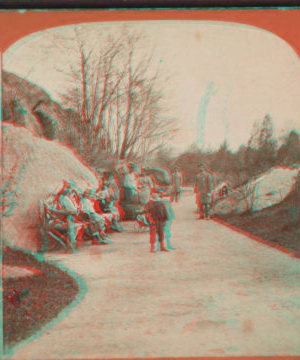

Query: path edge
213 218 300 260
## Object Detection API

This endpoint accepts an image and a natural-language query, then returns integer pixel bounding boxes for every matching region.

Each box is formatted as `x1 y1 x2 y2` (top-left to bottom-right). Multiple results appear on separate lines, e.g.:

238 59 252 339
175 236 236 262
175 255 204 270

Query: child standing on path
147 193 169 253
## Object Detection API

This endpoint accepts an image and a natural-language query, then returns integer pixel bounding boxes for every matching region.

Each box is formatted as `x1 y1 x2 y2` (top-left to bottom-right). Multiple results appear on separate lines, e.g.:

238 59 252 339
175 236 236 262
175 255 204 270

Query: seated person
95 182 125 232
107 172 121 203
105 198 125 232
80 189 113 245
87 184 119 231
95 183 112 212
46 181 86 250
106 172 125 221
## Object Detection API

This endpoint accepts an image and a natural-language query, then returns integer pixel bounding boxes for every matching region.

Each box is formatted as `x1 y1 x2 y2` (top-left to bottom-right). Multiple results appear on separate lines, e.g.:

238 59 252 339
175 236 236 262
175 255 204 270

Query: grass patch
3 247 79 352
217 178 300 256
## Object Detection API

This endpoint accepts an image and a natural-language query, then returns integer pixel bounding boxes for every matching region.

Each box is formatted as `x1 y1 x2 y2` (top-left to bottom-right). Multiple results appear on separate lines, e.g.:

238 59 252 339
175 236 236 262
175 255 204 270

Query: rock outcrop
214 166 300 215
2 123 100 252
2 70 81 145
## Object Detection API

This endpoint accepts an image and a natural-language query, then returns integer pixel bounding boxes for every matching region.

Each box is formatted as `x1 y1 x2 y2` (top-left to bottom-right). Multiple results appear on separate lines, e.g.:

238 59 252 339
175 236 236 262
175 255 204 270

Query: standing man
122 163 140 203
139 167 155 204
195 162 214 219
171 166 183 203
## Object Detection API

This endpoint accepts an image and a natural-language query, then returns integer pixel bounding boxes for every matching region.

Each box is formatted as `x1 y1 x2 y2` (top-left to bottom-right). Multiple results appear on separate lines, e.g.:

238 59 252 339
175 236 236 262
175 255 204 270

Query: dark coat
147 199 169 224
195 171 214 203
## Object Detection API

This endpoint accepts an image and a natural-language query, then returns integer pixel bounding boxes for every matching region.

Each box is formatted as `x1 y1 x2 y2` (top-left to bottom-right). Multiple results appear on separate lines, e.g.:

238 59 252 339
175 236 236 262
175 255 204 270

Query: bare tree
49 25 178 165
51 27 126 149
235 181 258 213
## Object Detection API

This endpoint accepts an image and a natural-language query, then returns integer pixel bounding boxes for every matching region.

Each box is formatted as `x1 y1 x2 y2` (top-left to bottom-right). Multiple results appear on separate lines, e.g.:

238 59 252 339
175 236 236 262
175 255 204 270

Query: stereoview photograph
1 11 300 359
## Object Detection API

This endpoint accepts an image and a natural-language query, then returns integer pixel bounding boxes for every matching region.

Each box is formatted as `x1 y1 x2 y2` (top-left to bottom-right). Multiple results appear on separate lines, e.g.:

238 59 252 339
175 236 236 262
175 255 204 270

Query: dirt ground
5 193 300 359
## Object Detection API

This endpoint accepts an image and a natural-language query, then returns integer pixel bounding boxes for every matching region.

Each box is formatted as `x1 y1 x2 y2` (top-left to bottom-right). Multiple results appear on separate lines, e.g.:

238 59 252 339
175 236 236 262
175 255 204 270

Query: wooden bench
38 200 88 252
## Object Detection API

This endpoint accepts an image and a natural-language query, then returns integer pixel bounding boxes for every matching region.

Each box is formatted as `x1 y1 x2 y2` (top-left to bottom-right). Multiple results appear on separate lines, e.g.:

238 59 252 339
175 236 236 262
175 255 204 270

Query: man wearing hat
139 167 155 204
195 161 214 219
171 166 183 203
122 162 140 203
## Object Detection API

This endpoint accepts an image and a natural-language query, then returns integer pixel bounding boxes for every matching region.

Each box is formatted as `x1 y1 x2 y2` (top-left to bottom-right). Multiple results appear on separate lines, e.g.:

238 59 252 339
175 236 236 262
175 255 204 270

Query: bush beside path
3 247 79 353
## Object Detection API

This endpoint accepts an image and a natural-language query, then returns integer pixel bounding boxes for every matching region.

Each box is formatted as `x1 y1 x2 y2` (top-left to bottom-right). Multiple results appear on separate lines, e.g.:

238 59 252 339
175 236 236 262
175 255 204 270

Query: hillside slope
217 177 300 255
214 166 300 215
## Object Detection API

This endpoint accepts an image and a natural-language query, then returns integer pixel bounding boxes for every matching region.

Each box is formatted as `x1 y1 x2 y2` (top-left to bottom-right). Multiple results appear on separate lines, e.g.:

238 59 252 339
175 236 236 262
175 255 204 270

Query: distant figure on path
195 162 214 219
171 166 183 203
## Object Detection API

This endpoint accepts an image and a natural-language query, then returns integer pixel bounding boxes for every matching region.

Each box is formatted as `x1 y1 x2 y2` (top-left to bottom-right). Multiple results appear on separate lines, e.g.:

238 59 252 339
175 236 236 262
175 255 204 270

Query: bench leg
40 228 49 253
67 215 77 251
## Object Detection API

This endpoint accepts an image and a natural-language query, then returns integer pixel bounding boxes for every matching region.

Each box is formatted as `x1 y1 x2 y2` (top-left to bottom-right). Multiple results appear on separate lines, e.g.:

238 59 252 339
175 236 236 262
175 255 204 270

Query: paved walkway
6 194 300 359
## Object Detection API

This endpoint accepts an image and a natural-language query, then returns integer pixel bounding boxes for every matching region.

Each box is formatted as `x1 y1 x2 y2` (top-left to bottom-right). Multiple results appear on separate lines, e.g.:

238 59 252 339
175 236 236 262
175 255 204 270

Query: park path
6 193 300 359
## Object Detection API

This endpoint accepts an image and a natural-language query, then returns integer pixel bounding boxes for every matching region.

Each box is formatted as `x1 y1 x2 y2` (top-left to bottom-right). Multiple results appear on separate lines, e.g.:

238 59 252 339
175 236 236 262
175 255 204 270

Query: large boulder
214 166 300 215
253 166 300 211
2 123 100 252
213 191 248 216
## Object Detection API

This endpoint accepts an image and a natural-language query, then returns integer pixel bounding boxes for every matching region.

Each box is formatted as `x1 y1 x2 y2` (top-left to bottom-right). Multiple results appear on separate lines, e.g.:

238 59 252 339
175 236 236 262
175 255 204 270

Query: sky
4 20 300 154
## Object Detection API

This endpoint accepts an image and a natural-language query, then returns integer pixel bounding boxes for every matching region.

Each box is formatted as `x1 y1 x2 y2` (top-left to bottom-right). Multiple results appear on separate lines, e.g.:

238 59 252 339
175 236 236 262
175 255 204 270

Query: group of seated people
43 171 125 251
42 163 172 251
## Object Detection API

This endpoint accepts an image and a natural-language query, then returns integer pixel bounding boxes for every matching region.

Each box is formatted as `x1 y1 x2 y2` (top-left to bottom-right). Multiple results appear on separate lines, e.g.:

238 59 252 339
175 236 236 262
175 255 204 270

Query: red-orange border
1 8 300 360
1 9 300 57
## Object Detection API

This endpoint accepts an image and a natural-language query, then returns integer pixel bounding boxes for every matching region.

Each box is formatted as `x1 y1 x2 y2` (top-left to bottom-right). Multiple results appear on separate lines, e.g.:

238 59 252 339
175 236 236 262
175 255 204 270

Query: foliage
163 114 299 188
245 114 277 176
235 181 258 213
150 147 174 170
277 130 300 166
